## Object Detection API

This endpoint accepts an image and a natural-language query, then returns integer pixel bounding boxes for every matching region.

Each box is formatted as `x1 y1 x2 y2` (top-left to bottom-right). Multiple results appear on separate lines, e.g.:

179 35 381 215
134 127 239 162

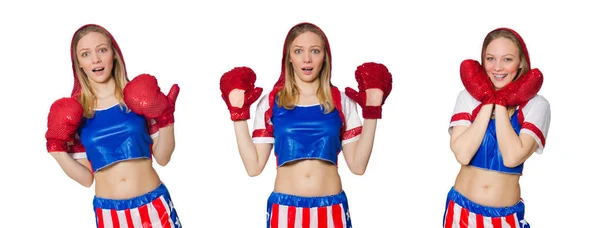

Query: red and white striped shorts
443 187 529 228
93 183 181 228
266 191 352 228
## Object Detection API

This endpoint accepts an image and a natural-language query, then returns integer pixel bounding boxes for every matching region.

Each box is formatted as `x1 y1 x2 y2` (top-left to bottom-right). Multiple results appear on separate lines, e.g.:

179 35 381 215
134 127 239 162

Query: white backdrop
1 0 598 227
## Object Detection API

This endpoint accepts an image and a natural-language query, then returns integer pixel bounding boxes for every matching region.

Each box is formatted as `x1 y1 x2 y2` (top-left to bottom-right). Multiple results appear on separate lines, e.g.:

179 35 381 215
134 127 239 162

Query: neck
294 75 320 96
90 77 117 99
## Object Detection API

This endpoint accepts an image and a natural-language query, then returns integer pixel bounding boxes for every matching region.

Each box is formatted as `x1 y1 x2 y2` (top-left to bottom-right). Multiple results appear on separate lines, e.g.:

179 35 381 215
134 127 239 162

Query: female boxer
444 28 551 227
219 22 392 228
45 24 182 227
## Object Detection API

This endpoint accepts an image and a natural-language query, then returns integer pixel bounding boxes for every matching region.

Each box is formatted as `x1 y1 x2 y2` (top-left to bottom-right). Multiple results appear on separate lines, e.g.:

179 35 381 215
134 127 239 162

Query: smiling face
288 31 326 84
76 31 115 85
483 37 521 90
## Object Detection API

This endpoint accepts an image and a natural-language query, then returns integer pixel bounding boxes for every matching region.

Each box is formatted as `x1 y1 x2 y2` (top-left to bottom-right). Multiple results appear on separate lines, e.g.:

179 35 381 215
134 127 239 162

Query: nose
493 60 503 71
92 52 102 64
302 52 311 63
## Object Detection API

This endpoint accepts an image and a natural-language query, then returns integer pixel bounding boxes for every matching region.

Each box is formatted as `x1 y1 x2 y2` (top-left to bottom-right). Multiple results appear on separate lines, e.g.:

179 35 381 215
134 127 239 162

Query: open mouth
493 73 507 80
301 67 313 74
92 67 105 73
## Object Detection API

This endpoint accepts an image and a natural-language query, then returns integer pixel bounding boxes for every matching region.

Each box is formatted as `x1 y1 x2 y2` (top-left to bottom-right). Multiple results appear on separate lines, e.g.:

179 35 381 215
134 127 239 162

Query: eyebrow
78 43 109 53
292 45 323 48
485 53 516 57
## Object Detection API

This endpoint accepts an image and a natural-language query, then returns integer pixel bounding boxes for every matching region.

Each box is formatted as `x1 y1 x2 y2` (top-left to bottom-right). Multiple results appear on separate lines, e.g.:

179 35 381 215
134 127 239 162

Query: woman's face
76 32 114 85
289 31 325 84
483 37 521 90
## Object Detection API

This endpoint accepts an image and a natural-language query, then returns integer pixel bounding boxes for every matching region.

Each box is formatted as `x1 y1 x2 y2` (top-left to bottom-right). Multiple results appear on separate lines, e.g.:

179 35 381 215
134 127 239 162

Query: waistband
268 191 348 208
93 183 168 210
446 187 525 217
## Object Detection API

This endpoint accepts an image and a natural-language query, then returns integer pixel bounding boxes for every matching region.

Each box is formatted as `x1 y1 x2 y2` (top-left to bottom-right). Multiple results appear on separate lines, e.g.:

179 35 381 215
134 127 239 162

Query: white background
1 0 598 227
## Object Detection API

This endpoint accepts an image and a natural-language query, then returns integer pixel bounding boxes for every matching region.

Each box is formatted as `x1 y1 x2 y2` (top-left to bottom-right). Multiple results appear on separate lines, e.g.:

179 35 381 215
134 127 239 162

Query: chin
296 72 319 83
88 74 111 84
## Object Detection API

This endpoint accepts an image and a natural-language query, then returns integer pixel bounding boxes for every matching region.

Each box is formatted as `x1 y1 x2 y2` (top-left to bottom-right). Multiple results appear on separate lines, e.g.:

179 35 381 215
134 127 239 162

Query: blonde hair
481 29 530 81
71 25 128 118
277 23 334 113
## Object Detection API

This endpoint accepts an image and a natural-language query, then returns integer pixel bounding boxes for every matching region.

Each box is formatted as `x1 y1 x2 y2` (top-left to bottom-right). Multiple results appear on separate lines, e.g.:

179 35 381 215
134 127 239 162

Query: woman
444 28 551 227
219 22 392 227
45 24 182 227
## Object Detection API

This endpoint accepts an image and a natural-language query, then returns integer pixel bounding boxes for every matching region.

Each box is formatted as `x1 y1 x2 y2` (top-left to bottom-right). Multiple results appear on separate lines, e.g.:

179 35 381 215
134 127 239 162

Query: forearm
152 124 176 166
233 121 269 176
451 104 493 165
495 106 527 166
345 119 377 175
50 152 94 187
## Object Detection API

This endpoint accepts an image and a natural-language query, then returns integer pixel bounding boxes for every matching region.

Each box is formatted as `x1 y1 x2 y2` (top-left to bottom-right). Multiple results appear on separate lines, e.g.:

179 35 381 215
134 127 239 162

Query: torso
453 165 521 207
455 107 522 207
271 95 343 197
82 98 160 199
274 160 342 197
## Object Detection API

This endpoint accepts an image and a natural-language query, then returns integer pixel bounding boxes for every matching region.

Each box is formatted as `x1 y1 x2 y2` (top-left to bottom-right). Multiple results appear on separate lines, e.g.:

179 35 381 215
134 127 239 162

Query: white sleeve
449 90 479 134
67 133 87 160
341 92 363 145
251 95 275 144
519 95 551 154
148 118 160 139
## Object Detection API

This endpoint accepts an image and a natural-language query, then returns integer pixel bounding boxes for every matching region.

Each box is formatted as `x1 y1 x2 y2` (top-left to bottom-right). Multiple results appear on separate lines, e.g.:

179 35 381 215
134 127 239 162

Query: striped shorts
443 187 529 228
93 183 181 228
266 191 352 228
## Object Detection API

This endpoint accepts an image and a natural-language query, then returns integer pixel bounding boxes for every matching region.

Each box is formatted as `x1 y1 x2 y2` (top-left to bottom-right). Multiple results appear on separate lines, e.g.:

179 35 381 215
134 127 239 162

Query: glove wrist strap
362 106 382 119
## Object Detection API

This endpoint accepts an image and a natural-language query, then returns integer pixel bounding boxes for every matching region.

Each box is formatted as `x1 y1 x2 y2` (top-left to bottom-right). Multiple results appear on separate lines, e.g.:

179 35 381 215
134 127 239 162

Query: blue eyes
294 49 321 54
486 57 513 62
81 48 109 57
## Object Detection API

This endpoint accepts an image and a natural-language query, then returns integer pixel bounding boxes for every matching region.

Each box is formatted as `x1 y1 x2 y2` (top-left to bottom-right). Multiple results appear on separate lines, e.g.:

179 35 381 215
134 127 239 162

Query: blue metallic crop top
469 109 523 174
271 102 343 167
79 104 152 173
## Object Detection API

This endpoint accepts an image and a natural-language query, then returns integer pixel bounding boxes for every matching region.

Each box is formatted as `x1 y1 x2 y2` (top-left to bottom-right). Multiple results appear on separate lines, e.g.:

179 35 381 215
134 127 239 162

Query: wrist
362 106 382 119
155 113 175 128
229 106 250 121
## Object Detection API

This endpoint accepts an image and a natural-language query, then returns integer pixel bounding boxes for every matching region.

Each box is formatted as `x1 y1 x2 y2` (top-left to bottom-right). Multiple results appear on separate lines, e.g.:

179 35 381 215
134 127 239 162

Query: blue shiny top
271 101 343 167
79 104 152 173
470 110 523 174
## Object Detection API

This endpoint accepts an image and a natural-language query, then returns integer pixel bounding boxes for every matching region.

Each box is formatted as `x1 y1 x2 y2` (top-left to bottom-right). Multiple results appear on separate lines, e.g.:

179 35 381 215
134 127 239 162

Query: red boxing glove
460 59 496 105
495 68 543 107
123 74 180 129
219 67 263 121
45 97 83 152
344 62 393 119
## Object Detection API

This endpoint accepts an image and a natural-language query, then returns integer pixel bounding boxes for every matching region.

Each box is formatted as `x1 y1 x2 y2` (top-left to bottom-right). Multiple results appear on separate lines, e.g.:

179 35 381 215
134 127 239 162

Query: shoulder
522 94 550 112
457 90 477 102
339 91 355 105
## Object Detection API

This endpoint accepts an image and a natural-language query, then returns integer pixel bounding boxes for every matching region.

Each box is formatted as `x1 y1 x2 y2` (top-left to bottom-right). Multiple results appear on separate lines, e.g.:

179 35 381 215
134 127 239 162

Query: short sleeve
449 90 479 134
519 95 551 154
67 134 87 160
341 92 363 145
148 119 160 139
252 95 275 144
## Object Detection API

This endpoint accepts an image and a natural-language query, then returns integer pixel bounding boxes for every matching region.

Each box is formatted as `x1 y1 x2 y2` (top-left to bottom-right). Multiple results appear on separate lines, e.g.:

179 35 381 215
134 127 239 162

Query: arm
450 104 493 165
234 119 273 177
50 152 94 187
152 124 175 166
341 119 376 175
341 89 380 175
219 66 268 176
495 97 551 167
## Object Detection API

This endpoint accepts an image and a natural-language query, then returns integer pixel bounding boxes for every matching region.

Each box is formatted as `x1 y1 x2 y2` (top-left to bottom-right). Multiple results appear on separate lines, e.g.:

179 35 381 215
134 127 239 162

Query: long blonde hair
71 25 128 118
277 23 334 113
